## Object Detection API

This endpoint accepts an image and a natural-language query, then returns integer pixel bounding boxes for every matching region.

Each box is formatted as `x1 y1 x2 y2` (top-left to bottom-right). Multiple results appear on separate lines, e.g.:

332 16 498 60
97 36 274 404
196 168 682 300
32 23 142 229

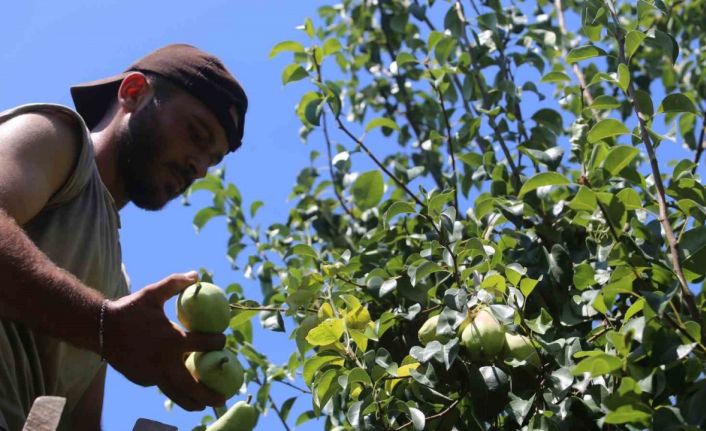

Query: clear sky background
3 1 704 430
1 1 329 430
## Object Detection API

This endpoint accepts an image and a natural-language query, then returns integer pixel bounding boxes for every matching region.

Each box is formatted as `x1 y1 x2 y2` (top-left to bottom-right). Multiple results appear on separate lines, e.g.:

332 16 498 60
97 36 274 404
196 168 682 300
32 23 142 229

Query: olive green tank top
0 103 130 431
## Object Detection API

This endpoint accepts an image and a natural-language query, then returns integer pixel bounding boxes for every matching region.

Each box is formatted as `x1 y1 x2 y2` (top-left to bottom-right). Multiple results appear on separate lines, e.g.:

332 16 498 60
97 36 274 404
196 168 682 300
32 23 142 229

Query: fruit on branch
185 350 244 399
503 333 541 368
460 308 506 361
177 282 231 333
205 399 258 431
417 314 452 346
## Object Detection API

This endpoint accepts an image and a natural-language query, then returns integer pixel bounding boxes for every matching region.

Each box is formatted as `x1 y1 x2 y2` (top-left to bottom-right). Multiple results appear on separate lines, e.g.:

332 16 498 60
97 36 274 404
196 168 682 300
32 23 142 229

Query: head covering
70 43 248 152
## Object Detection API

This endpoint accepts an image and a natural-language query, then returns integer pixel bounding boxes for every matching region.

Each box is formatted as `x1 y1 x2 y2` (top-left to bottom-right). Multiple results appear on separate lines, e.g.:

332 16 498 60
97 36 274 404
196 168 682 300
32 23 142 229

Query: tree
188 0 706 429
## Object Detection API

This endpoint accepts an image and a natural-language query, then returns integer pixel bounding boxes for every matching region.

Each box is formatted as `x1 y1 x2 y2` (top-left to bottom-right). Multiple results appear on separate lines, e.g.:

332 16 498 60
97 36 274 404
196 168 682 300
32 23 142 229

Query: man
0 44 248 430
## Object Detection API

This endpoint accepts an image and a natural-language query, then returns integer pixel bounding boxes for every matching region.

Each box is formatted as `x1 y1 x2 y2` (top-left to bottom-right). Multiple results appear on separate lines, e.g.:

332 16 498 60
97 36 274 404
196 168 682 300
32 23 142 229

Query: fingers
144 271 199 304
182 331 227 353
161 364 226 411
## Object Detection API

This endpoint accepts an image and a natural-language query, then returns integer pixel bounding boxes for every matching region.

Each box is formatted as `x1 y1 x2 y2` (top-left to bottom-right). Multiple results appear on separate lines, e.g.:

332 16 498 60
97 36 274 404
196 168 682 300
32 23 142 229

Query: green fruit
177 282 230 333
503 333 540 368
205 400 258 431
460 308 506 360
417 315 452 346
185 350 244 399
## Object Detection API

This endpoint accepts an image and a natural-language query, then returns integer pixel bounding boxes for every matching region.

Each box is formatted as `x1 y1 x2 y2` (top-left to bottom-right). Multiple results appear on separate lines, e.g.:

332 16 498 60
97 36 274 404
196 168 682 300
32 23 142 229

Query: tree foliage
188 0 706 429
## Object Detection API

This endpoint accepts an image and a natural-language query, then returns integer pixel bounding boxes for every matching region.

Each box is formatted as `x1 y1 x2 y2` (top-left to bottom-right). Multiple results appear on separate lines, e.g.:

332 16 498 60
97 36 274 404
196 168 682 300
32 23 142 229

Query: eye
188 124 208 149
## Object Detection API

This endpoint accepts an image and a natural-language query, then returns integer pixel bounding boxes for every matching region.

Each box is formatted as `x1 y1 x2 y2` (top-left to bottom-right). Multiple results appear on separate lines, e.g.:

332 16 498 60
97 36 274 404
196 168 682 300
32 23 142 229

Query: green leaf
591 95 621 110
616 188 642 210
365 117 400 132
351 171 384 210
323 38 342 57
634 89 654 117
573 263 596 290
518 172 571 198
520 277 539 299
291 244 318 259
396 52 418 66
303 17 315 38
306 318 345 346
384 201 417 225
587 119 630 143
680 225 706 281
541 71 571 83
409 261 447 286
566 45 607 63
617 64 630 92
658 93 699 114
303 355 343 386
295 411 317 427
625 30 647 59
568 186 598 212
604 405 651 425
602 145 639 175
249 201 264 218
526 308 553 334
282 64 309 85
193 207 224 232
269 41 305 59
572 354 622 376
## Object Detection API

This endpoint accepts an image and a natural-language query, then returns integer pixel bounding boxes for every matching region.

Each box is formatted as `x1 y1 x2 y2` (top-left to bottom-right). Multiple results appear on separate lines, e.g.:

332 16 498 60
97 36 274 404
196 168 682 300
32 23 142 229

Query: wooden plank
132 418 178 431
22 396 66 431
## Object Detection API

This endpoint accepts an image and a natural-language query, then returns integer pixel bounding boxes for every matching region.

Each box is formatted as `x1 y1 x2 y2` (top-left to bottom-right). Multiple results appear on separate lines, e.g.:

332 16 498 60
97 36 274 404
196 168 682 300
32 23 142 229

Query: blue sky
1 1 329 429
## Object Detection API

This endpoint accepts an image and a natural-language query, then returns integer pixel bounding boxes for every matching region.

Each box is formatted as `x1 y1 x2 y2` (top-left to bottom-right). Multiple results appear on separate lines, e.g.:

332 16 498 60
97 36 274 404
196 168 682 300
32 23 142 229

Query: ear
117 72 153 113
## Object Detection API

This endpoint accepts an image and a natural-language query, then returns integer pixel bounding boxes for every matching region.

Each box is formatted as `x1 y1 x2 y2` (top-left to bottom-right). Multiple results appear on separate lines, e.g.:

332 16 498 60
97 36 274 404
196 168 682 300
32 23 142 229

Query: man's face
115 88 230 210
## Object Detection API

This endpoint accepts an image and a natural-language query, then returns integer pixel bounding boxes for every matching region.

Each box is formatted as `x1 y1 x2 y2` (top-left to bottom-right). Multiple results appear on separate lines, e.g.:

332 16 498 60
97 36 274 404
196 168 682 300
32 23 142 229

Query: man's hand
102 271 227 411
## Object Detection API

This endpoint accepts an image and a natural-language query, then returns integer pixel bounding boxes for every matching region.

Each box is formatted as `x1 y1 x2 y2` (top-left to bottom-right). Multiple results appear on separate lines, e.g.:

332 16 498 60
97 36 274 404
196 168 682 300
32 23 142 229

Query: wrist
98 298 110 362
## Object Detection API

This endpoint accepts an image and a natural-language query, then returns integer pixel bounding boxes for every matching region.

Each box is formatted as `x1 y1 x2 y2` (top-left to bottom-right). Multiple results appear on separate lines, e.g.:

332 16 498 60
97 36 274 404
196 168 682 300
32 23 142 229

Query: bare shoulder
0 108 83 224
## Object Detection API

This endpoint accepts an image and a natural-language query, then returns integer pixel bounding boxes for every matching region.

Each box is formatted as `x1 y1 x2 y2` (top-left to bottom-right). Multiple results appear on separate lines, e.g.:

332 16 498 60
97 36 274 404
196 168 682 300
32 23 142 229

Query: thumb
146 271 199 304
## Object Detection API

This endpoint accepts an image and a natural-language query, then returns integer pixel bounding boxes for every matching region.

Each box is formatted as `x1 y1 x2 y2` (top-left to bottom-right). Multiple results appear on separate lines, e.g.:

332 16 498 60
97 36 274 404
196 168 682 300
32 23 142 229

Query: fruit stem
219 357 229 369
246 394 252 405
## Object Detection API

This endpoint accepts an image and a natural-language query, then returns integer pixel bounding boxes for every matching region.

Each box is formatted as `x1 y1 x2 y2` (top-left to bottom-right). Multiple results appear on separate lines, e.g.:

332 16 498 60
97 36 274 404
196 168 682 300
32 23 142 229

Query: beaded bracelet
99 299 110 362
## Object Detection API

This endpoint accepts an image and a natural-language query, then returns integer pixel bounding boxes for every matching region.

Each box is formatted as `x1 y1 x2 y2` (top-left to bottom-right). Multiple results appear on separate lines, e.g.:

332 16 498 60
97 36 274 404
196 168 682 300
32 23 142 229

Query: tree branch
425 62 460 215
607 3 700 320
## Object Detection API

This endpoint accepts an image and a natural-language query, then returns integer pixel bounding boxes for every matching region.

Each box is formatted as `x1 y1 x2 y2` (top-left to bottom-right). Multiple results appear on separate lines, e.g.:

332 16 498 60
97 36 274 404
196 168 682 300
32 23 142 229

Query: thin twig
230 303 318 314
607 3 700 320
425 62 460 214
268 394 293 431
274 378 311 394
451 1 522 187
555 0 597 115
393 399 461 430
691 117 706 173
322 111 354 217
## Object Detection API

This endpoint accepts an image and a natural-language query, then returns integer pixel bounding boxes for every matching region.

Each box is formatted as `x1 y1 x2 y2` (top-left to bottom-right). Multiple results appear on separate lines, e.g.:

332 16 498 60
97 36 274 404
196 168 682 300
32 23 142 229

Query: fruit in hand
417 315 451 346
206 399 258 431
503 333 540 368
460 308 506 360
185 350 244 399
177 282 230 333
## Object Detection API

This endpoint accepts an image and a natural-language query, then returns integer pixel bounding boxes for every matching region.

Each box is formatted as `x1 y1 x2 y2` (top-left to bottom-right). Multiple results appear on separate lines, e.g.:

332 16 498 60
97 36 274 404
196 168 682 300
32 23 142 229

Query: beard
115 100 171 211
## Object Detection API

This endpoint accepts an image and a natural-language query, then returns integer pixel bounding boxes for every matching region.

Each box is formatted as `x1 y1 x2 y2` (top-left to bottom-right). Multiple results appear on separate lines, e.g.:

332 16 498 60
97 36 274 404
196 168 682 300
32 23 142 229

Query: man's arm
0 111 226 411
0 111 103 349
71 364 106 431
